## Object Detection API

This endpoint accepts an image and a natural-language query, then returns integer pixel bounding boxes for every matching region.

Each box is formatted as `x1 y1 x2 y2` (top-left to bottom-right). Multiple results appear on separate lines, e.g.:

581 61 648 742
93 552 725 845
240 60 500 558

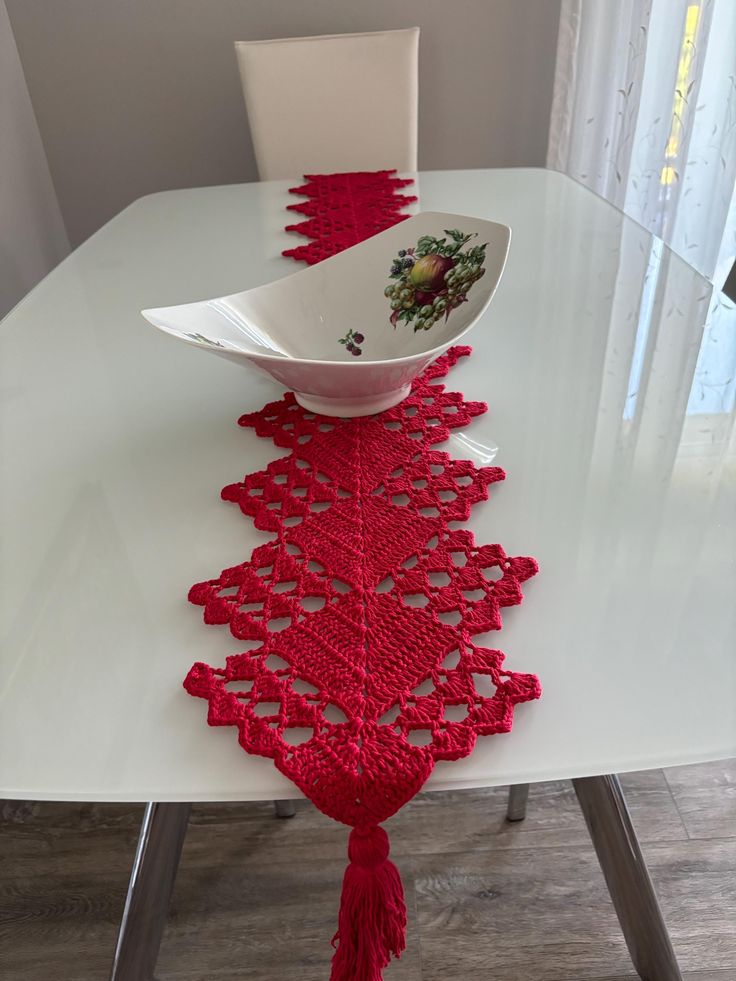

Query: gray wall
8 0 561 248
0 0 68 318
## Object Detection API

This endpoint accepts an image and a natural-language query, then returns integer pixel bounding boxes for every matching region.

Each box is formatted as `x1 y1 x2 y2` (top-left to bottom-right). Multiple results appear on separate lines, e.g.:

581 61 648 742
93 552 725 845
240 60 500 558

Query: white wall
7 0 561 248
0 0 68 319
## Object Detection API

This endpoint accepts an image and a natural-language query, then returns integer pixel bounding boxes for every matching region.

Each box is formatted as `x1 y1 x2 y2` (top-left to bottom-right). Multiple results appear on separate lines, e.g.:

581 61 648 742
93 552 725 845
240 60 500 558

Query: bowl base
295 384 412 418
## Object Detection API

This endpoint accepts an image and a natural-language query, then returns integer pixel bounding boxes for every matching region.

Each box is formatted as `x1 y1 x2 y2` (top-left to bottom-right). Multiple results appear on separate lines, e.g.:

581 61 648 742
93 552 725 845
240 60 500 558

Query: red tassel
330 825 407 981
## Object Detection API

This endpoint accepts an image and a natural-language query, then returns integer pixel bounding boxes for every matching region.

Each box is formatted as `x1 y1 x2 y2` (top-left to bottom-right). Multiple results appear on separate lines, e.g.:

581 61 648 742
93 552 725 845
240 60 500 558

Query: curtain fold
548 0 736 285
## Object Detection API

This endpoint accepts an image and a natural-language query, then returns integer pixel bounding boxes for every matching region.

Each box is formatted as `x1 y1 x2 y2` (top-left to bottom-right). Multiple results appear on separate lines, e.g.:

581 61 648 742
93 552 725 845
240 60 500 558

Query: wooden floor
1 760 735 981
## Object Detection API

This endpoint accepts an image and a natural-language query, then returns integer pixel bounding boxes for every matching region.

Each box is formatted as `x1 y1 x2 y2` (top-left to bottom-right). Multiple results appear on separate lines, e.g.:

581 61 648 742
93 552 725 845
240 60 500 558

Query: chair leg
274 799 296 818
506 783 530 822
573 774 682 981
109 802 191 981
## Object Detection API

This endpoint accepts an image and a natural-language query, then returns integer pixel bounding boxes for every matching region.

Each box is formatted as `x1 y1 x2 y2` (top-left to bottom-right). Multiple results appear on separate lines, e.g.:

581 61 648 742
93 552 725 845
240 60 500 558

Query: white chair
234 28 419 180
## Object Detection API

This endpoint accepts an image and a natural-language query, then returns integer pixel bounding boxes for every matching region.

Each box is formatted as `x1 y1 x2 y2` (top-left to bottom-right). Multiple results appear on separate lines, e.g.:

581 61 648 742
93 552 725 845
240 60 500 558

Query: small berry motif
385 230 487 332
338 328 365 357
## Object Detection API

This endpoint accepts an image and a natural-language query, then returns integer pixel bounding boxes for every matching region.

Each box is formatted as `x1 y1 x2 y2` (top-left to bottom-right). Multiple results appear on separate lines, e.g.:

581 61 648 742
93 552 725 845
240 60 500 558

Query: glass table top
1 168 734 801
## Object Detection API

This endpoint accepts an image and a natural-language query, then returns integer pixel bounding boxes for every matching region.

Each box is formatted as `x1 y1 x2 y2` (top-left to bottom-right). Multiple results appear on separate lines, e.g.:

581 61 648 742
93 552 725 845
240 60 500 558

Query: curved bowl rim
141 212 511 369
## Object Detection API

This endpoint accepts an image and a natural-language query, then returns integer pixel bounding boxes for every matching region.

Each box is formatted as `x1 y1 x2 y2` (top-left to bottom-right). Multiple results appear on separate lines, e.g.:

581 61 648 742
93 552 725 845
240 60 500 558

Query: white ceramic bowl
142 211 510 417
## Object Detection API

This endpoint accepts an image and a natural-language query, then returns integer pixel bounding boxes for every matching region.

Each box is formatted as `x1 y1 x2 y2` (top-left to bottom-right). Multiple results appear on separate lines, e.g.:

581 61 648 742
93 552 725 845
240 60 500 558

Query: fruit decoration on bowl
338 328 365 357
384 230 488 333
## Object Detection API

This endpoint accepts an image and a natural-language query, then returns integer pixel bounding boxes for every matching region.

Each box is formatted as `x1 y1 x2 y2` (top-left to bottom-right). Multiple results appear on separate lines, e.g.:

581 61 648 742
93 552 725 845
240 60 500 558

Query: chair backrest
235 28 419 180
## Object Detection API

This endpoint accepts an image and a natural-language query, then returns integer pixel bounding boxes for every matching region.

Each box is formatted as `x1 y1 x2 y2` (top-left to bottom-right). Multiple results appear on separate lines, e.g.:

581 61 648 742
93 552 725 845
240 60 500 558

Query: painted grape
336 230 487 353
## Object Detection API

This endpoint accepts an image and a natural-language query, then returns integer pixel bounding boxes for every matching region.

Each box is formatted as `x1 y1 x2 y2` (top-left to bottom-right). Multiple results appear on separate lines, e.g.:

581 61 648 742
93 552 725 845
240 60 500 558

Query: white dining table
1 168 734 981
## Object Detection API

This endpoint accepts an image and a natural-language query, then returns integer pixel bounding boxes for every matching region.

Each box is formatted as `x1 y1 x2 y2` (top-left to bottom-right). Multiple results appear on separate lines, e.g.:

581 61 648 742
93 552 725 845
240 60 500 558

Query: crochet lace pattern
282 170 417 265
184 350 539 977
185 346 539 822
184 174 539 980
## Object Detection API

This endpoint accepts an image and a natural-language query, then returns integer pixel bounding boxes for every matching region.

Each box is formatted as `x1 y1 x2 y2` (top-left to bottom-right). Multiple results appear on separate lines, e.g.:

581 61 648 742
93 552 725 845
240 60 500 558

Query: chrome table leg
274 799 296 818
506 783 530 822
573 774 682 981
110 802 191 981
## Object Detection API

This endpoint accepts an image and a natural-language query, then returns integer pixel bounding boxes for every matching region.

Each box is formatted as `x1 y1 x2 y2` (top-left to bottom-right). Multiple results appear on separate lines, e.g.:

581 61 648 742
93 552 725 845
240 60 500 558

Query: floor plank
157 858 422 980
0 765 733 981
383 769 686 857
586 974 736 981
665 759 736 840
413 837 736 981
0 871 130 981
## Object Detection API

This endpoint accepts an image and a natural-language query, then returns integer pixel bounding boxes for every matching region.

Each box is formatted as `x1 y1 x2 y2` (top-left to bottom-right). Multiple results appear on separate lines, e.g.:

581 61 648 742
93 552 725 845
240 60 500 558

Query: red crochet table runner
184 174 540 981
282 169 417 264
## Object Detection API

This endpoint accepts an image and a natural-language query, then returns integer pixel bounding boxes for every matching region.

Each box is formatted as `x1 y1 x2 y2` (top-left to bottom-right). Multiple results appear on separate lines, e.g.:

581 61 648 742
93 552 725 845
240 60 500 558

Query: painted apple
409 254 455 293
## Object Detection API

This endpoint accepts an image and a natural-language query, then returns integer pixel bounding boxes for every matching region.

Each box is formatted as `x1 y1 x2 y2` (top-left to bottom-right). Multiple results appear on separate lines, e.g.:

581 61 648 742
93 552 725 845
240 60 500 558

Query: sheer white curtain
549 0 736 476
548 0 736 286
